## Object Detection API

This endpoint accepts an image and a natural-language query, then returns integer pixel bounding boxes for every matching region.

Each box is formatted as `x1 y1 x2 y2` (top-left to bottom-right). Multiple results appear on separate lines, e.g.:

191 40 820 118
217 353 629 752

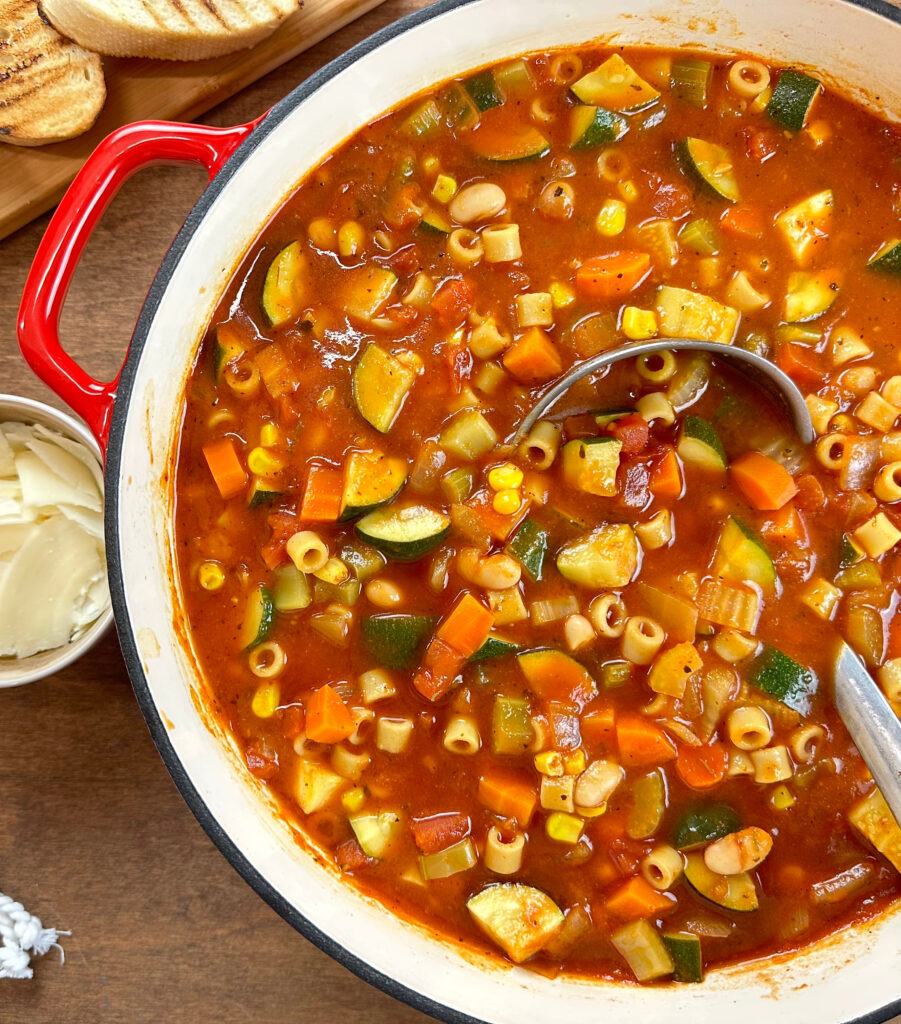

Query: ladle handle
835 641 901 825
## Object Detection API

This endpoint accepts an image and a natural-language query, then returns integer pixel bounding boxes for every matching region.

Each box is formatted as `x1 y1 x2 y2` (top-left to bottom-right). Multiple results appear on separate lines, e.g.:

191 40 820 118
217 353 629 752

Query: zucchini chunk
663 932 704 983
343 264 398 322
352 344 419 434
467 883 564 963
572 54 660 111
492 695 533 756
557 523 639 588
400 99 442 138
569 105 628 149
670 60 712 108
471 634 521 662
272 565 312 612
212 323 246 381
611 920 674 982
677 417 726 471
676 138 739 202
340 450 408 521
655 285 740 345
505 517 548 583
848 787 901 872
775 189 834 265
262 241 307 327
517 648 597 704
464 69 504 111
767 69 821 132
867 240 901 277
562 436 623 496
240 586 276 650
362 614 437 670
349 810 403 858
470 122 550 162
592 407 636 427
684 851 759 911
783 270 840 322
420 207 452 235
356 503 450 561
674 804 741 850
438 83 480 130
248 478 283 507
749 644 818 714
711 516 777 594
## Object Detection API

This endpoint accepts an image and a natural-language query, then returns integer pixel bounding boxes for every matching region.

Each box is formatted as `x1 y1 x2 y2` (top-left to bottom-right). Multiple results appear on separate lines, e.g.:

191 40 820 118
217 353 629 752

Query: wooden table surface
0 3 433 1022
3 5 901 1023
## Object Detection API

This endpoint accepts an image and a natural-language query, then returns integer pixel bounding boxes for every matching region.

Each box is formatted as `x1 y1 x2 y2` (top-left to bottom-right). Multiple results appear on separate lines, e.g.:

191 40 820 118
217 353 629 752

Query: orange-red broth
174 46 901 983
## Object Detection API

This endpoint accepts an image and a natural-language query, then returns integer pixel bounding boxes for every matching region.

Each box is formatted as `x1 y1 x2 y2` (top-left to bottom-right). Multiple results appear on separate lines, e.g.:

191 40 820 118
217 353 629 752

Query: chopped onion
0 421 109 659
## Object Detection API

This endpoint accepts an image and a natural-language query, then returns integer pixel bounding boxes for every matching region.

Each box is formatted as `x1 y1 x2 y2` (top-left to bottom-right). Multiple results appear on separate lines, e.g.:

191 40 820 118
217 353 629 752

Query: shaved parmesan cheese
0 421 108 660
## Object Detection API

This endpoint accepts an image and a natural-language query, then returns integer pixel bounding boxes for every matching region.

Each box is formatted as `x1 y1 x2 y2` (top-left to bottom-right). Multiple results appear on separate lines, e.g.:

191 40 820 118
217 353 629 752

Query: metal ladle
516 337 901 823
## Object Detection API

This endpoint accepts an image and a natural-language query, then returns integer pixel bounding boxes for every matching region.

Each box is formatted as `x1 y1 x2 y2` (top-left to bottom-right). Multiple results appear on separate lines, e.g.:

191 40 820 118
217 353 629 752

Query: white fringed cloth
0 892 68 980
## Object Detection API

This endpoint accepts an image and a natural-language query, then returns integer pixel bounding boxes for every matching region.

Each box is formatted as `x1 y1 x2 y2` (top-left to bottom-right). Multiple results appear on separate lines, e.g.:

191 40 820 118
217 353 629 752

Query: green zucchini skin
749 645 819 714
674 804 741 850
677 416 727 470
248 480 283 507
356 504 451 561
663 933 704 983
868 240 901 276
675 138 739 203
766 69 821 132
569 106 629 150
470 635 521 662
506 517 548 583
465 70 504 112
683 852 759 912
241 587 276 651
361 614 437 670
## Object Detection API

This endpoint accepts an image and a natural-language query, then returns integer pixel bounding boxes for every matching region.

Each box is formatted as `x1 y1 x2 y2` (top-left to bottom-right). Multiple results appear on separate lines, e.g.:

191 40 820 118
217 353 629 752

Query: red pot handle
16 116 265 456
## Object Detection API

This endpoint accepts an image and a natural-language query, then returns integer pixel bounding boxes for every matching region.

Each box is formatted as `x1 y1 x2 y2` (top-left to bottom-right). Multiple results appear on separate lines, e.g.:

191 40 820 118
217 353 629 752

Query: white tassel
0 892 68 981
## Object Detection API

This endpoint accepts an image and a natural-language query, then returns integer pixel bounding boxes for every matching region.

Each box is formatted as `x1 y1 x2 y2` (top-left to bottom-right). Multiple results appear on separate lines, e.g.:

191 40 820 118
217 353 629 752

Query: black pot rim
104 1 901 1021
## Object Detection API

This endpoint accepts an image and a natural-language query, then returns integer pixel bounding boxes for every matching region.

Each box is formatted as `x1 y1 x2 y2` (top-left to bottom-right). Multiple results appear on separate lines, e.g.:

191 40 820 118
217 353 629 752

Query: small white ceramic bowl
0 393 112 688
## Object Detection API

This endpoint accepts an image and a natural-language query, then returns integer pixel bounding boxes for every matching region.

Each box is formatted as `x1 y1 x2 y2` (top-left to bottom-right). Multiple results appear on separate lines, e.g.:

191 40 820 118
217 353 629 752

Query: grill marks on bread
0 0 105 145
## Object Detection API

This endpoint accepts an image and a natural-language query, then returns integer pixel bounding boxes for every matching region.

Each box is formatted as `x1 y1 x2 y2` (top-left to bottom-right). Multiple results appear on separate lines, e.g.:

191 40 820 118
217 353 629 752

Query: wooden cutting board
0 0 386 241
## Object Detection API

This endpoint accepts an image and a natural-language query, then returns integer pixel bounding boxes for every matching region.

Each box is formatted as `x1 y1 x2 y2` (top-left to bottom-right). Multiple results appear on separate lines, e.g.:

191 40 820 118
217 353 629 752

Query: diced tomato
384 183 424 229
244 739 278 780
279 704 306 740
795 472 827 514
744 127 780 163
605 413 649 454
336 839 376 872
580 704 616 750
387 243 422 276
411 812 471 854
646 174 691 218
445 342 473 393
432 277 475 327
776 343 822 388
261 509 298 569
887 612 901 661
720 205 765 239
564 413 599 440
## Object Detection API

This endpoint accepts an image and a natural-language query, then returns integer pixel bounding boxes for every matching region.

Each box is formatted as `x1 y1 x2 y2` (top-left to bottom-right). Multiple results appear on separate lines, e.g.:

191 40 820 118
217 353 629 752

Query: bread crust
0 0 106 146
40 0 301 61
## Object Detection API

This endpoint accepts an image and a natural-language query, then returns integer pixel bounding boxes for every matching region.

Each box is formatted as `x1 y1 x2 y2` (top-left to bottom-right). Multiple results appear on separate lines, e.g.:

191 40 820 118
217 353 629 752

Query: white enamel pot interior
107 1 901 1021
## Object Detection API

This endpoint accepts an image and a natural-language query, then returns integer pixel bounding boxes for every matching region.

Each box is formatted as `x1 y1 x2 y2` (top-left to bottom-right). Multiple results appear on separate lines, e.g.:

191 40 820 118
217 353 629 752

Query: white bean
449 182 506 224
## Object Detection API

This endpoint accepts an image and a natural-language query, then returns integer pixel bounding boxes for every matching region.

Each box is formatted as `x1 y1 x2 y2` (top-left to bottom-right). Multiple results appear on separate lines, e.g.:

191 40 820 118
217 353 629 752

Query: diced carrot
675 741 728 790
719 205 764 239
464 489 524 542
615 714 677 767
731 451 799 511
564 413 600 439
436 593 494 657
580 705 617 750
305 684 355 743
648 447 683 500
502 327 563 382
413 637 466 702
202 438 246 499
301 463 343 521
411 812 471 854
261 509 298 569
432 277 476 327
605 413 649 454
575 251 652 301
605 876 675 920
776 343 821 388
477 769 538 826
795 472 826 514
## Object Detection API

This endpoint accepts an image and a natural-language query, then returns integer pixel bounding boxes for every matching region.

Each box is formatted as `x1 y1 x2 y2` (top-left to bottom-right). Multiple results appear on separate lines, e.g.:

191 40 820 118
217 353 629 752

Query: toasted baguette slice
0 0 105 146
40 0 301 61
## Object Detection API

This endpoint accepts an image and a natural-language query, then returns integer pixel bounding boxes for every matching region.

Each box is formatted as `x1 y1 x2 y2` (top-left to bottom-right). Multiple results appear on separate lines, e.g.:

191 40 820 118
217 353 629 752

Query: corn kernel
595 198 627 236
308 217 336 251
492 488 522 515
769 784 796 810
622 307 657 341
251 681 280 719
431 173 458 203
422 155 440 175
260 422 280 447
341 787 367 813
247 447 283 476
549 281 576 308
534 751 565 777
563 749 587 775
338 220 365 258
546 811 584 844
617 179 638 202
198 561 225 591
488 463 524 491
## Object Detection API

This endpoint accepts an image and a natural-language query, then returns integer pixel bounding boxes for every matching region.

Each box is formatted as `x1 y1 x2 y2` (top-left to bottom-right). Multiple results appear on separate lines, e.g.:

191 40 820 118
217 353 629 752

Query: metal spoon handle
835 641 901 824
514 338 814 445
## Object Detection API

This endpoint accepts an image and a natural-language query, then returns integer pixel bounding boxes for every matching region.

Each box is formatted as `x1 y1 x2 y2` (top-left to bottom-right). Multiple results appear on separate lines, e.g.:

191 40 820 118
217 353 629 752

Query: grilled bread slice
39 0 302 61
0 0 105 146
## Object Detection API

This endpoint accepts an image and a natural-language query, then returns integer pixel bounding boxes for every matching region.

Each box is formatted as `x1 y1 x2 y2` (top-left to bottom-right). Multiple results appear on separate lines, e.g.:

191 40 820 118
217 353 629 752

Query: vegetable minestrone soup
175 47 901 983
